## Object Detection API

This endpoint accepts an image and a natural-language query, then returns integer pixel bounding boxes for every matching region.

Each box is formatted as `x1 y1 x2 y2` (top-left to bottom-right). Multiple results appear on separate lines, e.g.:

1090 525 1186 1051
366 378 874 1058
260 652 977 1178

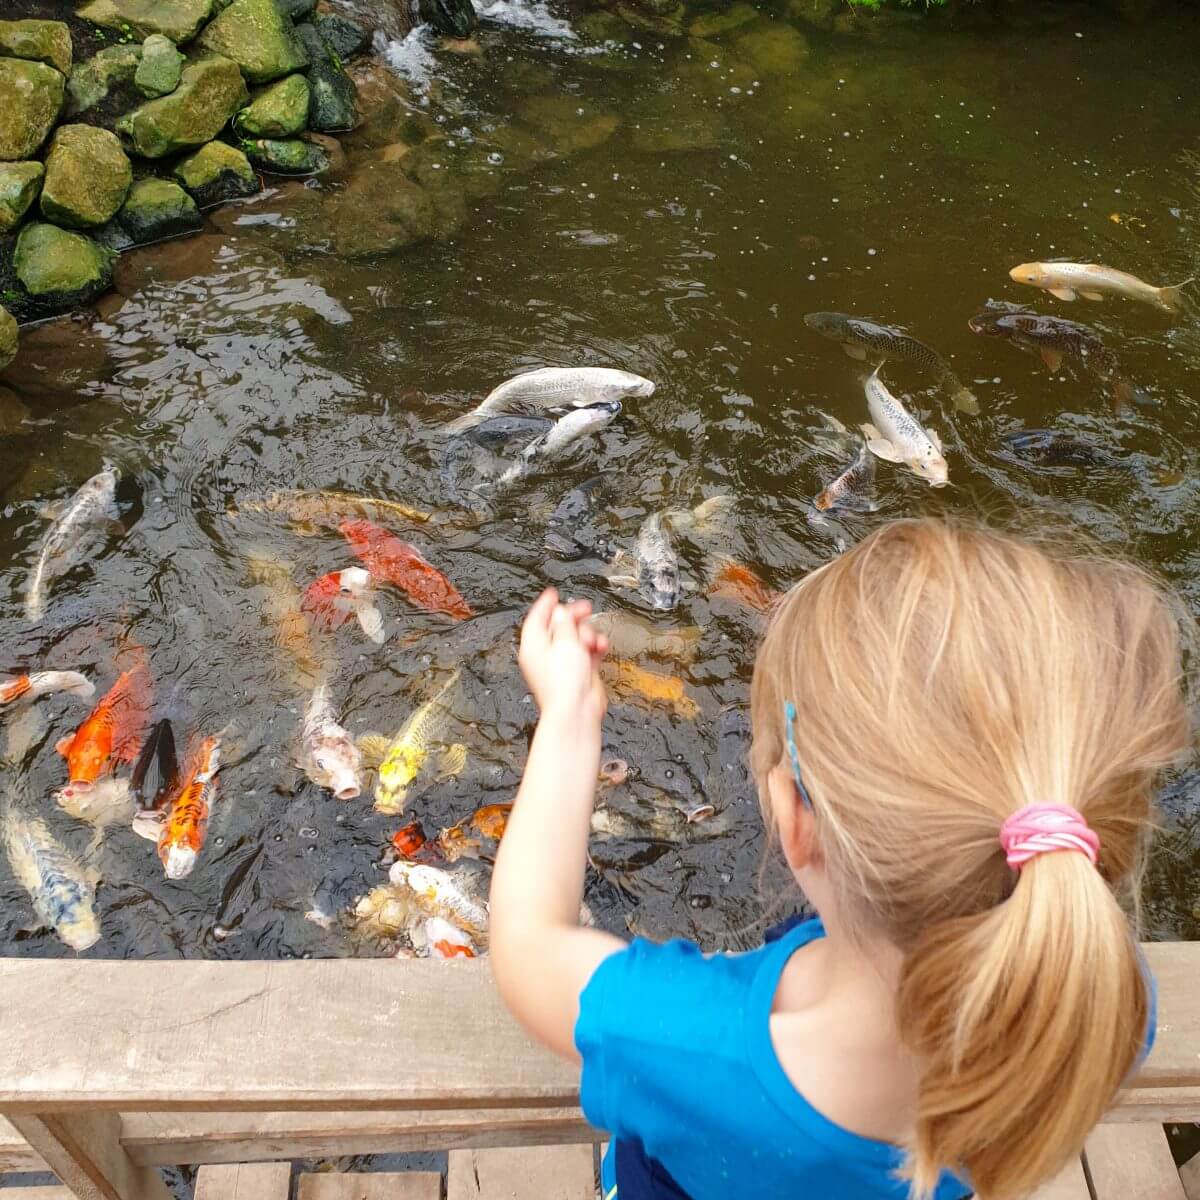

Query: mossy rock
734 23 809 75
234 73 310 137
295 23 357 133
64 44 142 118
13 223 116 310
135 34 184 97
332 158 437 257
173 139 260 206
418 0 477 39
0 59 65 162
0 162 44 233
41 124 132 228
243 136 329 175
0 20 73 76
199 0 309 83
517 95 620 157
689 3 759 37
0 305 16 372
313 14 370 59
76 0 214 43
273 0 318 17
117 53 249 158
108 178 201 246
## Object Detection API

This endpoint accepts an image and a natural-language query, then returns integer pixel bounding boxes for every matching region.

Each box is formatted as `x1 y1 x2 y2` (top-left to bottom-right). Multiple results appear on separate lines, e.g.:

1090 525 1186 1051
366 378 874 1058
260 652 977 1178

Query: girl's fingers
519 588 558 654
548 601 578 643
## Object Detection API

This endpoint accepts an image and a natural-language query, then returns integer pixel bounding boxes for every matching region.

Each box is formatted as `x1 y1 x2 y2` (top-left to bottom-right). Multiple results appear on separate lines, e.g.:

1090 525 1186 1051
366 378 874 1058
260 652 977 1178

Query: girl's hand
519 588 609 727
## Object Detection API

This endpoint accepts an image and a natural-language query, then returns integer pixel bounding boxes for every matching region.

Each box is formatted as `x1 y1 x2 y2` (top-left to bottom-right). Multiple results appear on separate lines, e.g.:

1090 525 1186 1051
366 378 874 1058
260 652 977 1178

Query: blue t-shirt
575 918 970 1200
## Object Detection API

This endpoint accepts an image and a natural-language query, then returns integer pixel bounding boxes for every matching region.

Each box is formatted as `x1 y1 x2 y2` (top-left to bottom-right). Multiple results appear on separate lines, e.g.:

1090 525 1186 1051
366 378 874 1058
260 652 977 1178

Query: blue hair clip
783 701 813 810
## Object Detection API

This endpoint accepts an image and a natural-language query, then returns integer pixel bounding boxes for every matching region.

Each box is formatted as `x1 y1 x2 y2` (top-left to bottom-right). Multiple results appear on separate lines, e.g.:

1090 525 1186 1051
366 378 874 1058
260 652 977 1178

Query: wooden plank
1085 1124 1186 1200
1180 1149 1200 1200
7 1112 174 1200
0 1113 47 1171
1103 1088 1200 1123
296 1173 441 1200
1031 1157 1091 1200
195 1163 292 1200
447 1145 595 1200
0 959 576 1112
0 1190 75 1199
123 1109 598 1167
1140 944 1200 1087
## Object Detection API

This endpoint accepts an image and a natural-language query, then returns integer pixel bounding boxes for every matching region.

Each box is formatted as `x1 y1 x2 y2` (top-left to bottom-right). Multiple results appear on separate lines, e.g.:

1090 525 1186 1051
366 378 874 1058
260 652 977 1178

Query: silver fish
861 369 948 488
25 465 119 621
446 367 654 432
299 684 362 800
493 400 621 489
4 812 100 951
1009 262 1193 313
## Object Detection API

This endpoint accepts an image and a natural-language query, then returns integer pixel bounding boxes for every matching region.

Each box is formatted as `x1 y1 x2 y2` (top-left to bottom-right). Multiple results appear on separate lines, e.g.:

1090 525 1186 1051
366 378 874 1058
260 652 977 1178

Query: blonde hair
750 518 1192 1200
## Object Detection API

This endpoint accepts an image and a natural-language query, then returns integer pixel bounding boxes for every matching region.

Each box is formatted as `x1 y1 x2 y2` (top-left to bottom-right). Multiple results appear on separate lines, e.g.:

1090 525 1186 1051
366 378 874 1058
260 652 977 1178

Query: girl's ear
768 762 819 872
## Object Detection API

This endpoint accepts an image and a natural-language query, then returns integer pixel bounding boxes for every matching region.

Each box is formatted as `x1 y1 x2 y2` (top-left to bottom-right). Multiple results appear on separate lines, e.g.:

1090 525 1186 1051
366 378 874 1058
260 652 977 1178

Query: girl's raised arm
489 588 626 1061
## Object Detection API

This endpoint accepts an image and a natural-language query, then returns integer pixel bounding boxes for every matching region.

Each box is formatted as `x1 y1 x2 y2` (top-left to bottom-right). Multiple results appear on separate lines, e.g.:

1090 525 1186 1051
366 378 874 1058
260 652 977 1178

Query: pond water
2 0 1200 965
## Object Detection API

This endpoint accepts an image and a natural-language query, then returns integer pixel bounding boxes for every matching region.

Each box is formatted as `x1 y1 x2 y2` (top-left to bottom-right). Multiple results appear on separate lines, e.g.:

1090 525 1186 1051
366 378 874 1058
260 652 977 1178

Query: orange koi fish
602 658 700 720
55 662 151 788
1 670 93 708
156 735 220 880
391 820 429 859
706 558 781 614
340 519 473 621
301 566 385 643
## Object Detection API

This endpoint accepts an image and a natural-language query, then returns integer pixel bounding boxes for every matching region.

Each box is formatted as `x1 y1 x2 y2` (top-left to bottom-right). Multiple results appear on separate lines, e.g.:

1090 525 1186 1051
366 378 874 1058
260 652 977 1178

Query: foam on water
375 26 439 90
476 0 576 40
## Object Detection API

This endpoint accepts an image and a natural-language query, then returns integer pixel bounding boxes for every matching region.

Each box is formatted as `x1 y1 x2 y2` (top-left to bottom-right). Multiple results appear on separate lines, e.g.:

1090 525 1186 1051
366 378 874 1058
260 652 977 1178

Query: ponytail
897 850 1148 1199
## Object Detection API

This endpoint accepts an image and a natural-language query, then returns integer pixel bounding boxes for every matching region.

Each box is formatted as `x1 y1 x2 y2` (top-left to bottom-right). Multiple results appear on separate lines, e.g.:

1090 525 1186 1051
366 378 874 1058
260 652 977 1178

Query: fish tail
1157 279 1194 313
941 371 980 415
443 410 485 434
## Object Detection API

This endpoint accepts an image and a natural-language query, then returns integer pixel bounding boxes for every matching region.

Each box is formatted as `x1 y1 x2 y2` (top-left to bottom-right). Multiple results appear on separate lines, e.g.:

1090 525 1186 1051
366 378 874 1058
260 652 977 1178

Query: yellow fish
360 671 465 815
602 658 699 720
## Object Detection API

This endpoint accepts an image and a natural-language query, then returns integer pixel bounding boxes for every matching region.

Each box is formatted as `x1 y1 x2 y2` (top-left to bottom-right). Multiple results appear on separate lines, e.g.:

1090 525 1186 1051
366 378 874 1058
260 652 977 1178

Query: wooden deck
0 946 1196 1198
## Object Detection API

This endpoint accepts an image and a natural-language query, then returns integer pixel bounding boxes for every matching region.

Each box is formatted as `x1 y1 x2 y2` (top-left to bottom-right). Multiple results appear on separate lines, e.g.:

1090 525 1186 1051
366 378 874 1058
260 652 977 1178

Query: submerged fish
814 442 877 513
302 567 385 644
544 475 611 559
602 658 700 720
446 366 655 432
462 414 553 452
588 611 702 663
1009 261 1192 313
229 489 432 533
245 550 328 692
25 465 119 622
435 801 512 862
361 671 465 816
341 518 473 621
299 684 362 800
706 558 781 613
861 369 948 487
389 860 489 940
55 661 152 791
4 812 99 951
968 308 1137 410
1000 429 1123 469
804 313 978 414
494 400 621 489
0 671 94 709
139 735 220 880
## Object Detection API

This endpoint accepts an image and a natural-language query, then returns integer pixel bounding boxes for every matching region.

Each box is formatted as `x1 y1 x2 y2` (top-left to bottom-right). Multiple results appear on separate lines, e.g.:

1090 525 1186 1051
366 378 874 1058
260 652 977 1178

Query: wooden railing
1 946 1198 1198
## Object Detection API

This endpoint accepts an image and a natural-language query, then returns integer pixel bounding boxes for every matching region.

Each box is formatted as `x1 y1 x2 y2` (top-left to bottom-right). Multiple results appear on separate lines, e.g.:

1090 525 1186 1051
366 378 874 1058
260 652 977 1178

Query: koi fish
1000 429 1124 469
602 658 700 720
435 802 512 863
706 558 781 613
804 312 978 414
229 489 432 533
245 550 328 692
1009 261 1193 312
414 916 476 958
340 519 473 621
299 683 362 800
388 861 489 940
493 401 622 489
140 735 220 880
446 366 655 433
815 442 877 513
302 567 385 644
587 612 702 664
0 671 94 709
25 465 119 622
861 368 948 487
4 812 100 951
55 662 151 791
392 820 429 859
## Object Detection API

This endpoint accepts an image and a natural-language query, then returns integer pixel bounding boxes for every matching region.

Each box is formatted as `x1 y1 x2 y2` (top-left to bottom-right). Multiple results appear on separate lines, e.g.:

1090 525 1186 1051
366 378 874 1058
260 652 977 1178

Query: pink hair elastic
999 804 1100 870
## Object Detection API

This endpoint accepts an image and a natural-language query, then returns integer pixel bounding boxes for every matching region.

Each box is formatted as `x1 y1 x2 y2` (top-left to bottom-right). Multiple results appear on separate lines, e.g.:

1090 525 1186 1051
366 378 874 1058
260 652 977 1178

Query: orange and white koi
302 567 385 644
0 671 94 709
415 916 476 958
137 735 220 880
340 519 473 621
55 661 151 790
706 558 781 614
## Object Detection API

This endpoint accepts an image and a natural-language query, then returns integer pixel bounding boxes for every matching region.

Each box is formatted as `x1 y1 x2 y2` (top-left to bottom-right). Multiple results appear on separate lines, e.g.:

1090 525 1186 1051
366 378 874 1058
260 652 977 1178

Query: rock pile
0 1 370 371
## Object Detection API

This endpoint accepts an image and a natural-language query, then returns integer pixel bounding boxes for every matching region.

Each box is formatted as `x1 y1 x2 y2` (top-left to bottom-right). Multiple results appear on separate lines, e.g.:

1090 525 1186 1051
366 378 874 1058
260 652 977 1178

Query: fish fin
436 743 468 780
928 429 943 453
1039 348 1064 371
607 574 640 590
443 411 485 434
356 604 386 645
951 386 979 415
865 439 903 463
1157 279 1193 313
131 809 164 843
55 734 73 758
860 422 882 441
1078 290 1105 302
1048 288 1078 302
357 734 391 767
36 500 65 521
841 343 868 361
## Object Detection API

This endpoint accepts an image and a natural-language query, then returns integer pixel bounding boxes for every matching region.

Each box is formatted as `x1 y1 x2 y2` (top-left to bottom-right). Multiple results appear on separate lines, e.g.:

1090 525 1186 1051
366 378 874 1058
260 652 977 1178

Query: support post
5 1112 174 1200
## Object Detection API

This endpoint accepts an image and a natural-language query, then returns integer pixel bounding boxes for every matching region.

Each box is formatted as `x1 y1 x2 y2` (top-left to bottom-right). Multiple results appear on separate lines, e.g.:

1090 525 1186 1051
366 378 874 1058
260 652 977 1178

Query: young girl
489 519 1190 1200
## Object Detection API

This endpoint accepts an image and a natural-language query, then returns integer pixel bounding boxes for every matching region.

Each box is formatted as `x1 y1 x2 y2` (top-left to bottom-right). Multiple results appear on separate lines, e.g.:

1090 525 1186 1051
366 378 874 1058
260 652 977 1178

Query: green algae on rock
64 44 142 118
243 136 329 174
77 0 215 44
734 22 809 74
296 23 358 133
273 0 319 19
112 178 201 245
0 162 44 234
313 14 370 60
199 0 309 83
517 95 620 157
0 59 65 162
235 73 310 137
117 53 248 157
41 124 132 228
0 306 17 373
135 34 185 97
332 158 437 258
173 139 260 206
13 222 115 307
0 20 73 76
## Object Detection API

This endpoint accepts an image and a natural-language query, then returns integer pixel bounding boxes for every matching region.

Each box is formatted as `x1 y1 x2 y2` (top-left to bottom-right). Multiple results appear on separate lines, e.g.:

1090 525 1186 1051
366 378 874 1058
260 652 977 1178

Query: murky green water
3 0 1200 963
